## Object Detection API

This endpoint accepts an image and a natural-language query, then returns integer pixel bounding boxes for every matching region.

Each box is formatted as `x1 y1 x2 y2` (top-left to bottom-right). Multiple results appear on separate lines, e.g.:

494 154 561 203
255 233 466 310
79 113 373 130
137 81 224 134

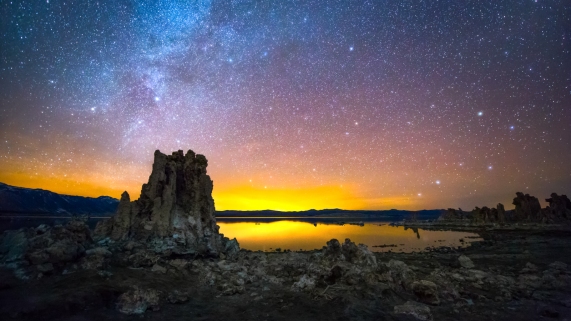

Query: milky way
1 0 570 210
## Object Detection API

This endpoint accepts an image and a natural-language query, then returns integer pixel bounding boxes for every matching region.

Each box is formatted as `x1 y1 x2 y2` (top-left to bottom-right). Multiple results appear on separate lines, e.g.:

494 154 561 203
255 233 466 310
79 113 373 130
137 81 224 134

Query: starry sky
1 0 570 211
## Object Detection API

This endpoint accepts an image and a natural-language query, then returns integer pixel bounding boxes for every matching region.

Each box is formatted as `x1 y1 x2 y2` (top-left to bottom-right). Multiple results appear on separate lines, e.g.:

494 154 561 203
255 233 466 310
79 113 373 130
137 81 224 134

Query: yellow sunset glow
213 185 364 211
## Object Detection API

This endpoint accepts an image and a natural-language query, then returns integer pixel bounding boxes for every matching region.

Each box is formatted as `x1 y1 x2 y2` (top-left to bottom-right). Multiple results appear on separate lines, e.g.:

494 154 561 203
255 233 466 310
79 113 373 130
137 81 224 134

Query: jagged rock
123 241 140 251
325 265 344 284
520 262 538 274
168 259 189 270
471 206 490 224
0 229 29 262
548 261 568 272
85 247 111 257
167 290 189 303
513 192 542 221
386 260 416 290
93 221 112 240
223 238 240 257
111 191 133 241
439 208 463 221
16 221 93 268
81 247 110 270
458 255 475 269
27 251 50 265
29 239 82 265
151 264 167 274
219 278 246 296
496 203 506 223
36 263 54 273
35 224 50 234
128 251 159 268
94 149 239 257
323 239 342 257
545 193 571 221
411 280 440 305
440 193 567 224
116 287 160 314
322 238 376 267
394 301 433 321
539 306 560 318
341 238 377 267
80 254 107 270
470 205 506 224
291 274 316 292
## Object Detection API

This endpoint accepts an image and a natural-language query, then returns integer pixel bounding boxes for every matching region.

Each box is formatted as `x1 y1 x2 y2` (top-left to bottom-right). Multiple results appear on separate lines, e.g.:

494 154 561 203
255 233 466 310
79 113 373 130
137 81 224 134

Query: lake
217 218 482 252
0 216 482 253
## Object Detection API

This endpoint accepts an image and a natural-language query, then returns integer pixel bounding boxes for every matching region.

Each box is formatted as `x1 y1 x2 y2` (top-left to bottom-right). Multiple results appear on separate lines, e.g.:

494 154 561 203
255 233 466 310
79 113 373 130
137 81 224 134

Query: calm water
217 220 482 253
0 216 483 253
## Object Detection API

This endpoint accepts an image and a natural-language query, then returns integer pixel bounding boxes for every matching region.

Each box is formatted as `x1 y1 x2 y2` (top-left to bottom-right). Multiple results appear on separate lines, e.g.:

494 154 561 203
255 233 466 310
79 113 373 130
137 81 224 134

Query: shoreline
2 222 571 320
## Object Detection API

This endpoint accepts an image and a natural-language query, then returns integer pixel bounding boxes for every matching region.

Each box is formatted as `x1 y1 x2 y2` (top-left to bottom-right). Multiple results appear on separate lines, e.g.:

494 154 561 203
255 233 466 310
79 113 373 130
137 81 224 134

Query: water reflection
0 217 483 253
218 220 482 253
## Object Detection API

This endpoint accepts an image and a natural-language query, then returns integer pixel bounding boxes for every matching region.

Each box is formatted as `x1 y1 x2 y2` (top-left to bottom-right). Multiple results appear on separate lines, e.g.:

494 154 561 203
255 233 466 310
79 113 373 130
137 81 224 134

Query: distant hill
216 209 444 220
0 182 119 216
0 182 443 221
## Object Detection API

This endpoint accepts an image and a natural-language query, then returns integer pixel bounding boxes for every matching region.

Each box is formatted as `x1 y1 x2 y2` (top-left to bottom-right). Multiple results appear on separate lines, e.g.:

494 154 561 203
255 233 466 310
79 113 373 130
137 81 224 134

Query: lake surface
217 219 482 253
0 216 483 253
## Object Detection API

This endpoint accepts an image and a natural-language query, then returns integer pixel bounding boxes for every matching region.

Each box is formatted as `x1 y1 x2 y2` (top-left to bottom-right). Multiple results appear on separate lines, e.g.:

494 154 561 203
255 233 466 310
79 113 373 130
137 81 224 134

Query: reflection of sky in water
218 221 482 253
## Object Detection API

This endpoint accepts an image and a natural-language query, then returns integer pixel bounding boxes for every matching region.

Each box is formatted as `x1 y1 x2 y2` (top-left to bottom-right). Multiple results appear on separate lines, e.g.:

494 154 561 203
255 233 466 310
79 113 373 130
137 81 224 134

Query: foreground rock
94 149 239 257
0 220 94 277
1 231 571 320
545 193 571 222
394 301 433 321
116 286 160 314
0 150 239 279
411 280 439 305
458 255 475 269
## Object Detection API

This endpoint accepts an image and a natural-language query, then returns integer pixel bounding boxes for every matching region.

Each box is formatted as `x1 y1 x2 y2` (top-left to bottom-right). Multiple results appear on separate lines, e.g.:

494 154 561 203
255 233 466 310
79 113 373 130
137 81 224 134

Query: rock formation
544 193 571 221
435 192 570 225
495 203 506 223
512 192 542 221
439 208 464 221
0 220 96 276
471 206 489 223
470 203 506 224
95 149 238 257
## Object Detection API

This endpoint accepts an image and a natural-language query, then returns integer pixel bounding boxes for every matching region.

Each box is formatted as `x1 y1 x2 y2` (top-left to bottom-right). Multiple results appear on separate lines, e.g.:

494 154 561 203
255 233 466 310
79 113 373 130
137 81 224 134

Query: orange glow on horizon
213 184 364 211
0 167 420 211
0 145 523 211
213 184 423 211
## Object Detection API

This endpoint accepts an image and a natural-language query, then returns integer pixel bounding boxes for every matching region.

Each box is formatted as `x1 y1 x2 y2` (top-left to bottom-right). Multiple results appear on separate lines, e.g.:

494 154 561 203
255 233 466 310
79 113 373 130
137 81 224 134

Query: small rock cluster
438 192 571 225
0 220 101 278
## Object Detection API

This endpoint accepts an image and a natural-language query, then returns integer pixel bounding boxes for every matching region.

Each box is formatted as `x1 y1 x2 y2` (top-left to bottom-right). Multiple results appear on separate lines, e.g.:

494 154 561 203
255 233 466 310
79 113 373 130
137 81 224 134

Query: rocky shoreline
1 221 571 320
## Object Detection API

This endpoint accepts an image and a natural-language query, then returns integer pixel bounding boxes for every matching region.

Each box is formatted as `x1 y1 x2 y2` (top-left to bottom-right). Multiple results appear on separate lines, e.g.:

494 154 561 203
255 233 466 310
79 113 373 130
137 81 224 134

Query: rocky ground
1 222 571 321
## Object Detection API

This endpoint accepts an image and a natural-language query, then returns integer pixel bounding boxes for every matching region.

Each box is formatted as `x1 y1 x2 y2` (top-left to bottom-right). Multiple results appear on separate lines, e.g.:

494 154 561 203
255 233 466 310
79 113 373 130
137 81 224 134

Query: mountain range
0 182 119 216
0 182 443 220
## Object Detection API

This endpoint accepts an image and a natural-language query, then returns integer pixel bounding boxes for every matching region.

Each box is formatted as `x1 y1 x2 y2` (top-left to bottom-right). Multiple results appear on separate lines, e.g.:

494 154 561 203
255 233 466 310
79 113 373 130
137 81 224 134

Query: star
0 0 568 211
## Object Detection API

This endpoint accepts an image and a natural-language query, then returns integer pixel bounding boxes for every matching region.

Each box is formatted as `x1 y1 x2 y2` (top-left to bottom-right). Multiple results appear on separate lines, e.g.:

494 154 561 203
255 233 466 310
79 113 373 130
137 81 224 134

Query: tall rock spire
95 149 238 257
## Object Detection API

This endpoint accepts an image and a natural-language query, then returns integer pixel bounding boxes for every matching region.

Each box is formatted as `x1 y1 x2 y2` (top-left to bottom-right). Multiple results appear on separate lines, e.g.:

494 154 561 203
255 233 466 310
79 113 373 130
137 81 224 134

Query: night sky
1 0 570 211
